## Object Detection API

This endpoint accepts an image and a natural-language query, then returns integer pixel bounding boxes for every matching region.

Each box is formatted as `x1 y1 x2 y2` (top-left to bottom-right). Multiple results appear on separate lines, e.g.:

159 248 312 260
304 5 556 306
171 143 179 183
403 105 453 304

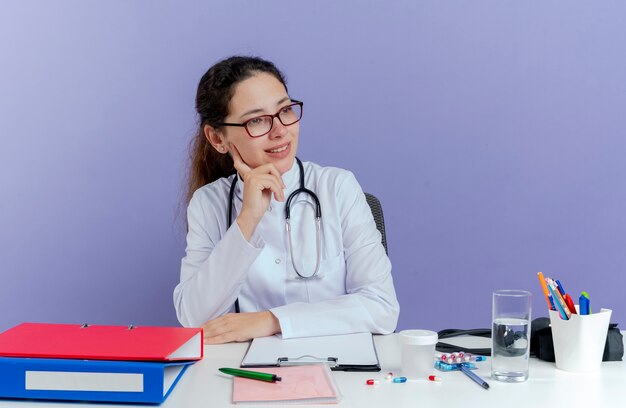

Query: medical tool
228 157 322 312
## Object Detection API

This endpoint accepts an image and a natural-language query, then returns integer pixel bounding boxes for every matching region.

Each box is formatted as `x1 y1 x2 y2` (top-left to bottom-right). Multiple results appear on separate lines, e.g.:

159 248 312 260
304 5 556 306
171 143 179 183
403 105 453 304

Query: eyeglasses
217 100 303 138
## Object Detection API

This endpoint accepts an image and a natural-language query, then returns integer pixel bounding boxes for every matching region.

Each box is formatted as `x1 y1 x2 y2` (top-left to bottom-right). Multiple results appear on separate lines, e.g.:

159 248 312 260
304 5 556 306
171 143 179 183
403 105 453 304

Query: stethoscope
228 157 322 283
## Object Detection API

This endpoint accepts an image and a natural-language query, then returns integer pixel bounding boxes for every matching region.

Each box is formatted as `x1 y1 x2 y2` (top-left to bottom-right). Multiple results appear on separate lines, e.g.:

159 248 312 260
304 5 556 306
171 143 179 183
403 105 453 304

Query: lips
265 142 290 153
264 141 293 158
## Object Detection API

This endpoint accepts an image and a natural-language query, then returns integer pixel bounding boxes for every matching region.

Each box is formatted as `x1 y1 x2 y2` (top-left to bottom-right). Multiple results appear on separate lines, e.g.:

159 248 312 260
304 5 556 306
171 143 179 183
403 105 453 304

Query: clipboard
240 332 381 372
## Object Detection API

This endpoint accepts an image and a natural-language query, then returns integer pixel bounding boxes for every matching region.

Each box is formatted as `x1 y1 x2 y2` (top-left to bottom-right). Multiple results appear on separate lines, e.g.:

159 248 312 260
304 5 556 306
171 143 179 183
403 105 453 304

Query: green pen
219 367 282 382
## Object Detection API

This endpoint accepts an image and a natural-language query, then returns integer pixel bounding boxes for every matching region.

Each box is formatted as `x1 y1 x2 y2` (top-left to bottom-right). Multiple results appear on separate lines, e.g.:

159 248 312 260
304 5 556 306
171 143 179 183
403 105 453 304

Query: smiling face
211 72 299 175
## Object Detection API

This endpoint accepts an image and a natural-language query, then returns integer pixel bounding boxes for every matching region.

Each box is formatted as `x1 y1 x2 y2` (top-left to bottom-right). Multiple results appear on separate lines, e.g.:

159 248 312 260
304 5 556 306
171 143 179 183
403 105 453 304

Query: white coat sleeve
173 189 265 327
270 172 400 338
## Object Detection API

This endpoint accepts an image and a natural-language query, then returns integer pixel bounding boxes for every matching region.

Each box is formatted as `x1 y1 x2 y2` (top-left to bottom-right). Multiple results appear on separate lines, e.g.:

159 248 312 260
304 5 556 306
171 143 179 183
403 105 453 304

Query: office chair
364 192 388 255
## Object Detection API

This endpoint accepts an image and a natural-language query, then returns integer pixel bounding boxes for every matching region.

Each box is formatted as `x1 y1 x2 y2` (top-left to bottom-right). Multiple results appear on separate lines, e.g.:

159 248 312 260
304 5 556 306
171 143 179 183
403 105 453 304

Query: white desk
1 334 624 407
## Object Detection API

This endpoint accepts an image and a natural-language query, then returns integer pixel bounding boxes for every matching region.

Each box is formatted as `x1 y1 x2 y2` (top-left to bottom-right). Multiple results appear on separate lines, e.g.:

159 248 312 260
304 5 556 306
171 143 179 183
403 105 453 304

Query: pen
547 279 571 320
555 279 566 297
537 272 554 310
581 291 592 314
460 364 489 390
564 294 577 315
579 292 590 315
219 367 281 383
555 278 577 314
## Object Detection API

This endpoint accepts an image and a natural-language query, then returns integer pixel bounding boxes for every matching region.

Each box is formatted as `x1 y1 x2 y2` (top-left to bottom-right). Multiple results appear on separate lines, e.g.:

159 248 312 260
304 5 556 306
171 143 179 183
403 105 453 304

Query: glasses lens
245 116 273 137
244 103 303 137
278 103 302 126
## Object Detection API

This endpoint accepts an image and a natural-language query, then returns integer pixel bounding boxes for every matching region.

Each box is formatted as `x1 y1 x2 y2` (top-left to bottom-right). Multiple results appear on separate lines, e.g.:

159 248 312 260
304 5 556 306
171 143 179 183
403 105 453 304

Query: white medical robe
174 160 400 338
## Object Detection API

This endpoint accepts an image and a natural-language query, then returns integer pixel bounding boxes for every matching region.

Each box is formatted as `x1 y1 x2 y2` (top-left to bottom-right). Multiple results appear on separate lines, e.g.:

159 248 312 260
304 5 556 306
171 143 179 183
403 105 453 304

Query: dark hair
185 56 288 204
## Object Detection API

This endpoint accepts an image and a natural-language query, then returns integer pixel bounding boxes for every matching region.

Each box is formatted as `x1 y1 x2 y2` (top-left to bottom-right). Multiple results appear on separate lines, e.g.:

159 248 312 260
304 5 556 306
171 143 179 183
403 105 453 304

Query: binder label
26 371 144 392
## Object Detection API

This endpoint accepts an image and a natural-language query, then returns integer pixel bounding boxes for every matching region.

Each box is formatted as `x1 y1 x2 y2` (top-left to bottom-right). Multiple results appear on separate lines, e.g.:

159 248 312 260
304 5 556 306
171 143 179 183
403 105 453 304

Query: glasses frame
216 100 303 138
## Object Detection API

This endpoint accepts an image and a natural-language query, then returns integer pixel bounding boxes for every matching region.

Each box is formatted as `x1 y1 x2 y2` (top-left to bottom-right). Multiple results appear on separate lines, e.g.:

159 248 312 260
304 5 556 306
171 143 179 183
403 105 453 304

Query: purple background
1 1 625 332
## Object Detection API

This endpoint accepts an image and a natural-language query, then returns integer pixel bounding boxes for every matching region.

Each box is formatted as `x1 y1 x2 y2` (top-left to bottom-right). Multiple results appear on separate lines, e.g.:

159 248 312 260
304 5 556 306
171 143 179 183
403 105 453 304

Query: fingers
202 312 281 344
202 314 250 344
229 144 252 177
249 173 285 202
204 334 234 345
262 163 286 189
202 316 236 344
230 145 285 194
204 330 239 345
229 144 285 202
250 167 286 202
250 163 286 201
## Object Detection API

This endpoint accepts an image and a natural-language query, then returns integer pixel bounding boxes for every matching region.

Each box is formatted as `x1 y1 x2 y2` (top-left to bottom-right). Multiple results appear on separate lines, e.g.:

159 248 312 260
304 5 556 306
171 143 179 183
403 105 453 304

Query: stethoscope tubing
227 157 323 309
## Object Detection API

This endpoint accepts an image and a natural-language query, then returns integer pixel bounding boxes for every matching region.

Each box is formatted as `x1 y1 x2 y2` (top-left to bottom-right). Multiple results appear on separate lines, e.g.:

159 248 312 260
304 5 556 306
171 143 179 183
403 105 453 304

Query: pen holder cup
549 307 612 372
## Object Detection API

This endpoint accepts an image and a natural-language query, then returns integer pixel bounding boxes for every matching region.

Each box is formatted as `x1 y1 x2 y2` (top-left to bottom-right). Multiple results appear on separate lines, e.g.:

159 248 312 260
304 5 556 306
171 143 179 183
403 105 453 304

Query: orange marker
537 272 554 310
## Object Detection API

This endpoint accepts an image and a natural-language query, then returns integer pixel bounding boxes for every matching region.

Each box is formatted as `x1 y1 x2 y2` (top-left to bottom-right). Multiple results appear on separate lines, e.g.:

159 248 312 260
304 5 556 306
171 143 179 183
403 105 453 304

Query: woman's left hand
202 311 281 344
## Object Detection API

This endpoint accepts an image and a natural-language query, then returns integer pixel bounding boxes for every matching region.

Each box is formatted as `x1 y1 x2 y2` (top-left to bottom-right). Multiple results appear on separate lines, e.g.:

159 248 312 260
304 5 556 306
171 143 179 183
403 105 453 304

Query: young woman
174 56 399 344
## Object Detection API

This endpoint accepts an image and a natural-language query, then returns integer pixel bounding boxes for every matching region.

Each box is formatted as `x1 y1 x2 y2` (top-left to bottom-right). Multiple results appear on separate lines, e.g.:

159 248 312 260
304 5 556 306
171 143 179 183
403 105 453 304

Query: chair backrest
364 192 388 255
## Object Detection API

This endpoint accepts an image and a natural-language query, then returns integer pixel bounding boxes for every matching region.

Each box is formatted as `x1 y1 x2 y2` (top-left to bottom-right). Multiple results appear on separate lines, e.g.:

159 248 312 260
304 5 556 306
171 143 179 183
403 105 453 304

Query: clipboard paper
241 332 380 372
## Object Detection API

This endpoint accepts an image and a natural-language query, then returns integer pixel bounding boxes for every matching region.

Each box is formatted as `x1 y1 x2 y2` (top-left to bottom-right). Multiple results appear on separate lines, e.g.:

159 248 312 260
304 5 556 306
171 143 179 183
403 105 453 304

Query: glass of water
491 290 532 382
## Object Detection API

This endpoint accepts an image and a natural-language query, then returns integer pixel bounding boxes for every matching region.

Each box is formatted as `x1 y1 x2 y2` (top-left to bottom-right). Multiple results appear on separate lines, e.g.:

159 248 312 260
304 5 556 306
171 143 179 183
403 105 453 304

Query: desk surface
1 334 624 408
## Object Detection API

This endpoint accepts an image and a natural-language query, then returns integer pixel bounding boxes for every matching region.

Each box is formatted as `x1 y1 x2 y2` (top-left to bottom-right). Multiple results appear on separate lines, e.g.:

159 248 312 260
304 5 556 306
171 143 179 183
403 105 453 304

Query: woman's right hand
230 145 285 241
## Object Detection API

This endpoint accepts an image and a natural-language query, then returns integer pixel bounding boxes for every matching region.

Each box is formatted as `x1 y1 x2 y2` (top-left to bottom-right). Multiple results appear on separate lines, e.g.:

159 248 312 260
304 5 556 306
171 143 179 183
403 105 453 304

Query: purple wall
2 1 625 332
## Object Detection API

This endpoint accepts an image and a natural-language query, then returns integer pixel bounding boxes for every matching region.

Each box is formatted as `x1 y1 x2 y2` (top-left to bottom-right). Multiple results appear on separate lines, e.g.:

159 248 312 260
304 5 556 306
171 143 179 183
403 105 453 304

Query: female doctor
174 56 399 344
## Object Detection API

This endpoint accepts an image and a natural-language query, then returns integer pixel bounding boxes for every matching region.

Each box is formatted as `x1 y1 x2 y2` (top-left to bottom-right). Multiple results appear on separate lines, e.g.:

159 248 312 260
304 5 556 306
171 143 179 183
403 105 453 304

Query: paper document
232 365 341 404
241 332 380 371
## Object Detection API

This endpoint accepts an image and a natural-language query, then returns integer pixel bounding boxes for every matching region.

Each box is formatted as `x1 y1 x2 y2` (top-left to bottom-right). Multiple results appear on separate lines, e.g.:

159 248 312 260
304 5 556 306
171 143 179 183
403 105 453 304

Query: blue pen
548 284 568 319
555 279 566 297
580 291 593 314
579 293 590 315
460 364 489 390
